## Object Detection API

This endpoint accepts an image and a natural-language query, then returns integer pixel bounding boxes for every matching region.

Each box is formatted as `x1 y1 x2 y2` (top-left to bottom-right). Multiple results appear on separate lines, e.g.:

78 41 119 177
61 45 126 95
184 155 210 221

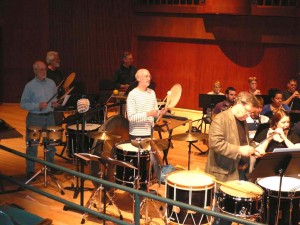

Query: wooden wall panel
2 0 49 103
48 0 134 95
137 39 299 110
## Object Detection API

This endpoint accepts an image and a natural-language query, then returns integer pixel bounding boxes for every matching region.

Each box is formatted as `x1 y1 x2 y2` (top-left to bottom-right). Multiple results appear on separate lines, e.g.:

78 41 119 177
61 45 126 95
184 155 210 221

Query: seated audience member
207 81 224 95
248 76 261 95
282 78 299 107
212 87 236 116
246 96 269 140
261 88 290 118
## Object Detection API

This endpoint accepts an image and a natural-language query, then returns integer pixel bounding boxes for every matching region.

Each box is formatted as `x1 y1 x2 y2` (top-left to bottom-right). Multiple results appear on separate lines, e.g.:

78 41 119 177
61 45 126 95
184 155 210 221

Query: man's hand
239 145 256 157
39 102 48 110
147 110 158 117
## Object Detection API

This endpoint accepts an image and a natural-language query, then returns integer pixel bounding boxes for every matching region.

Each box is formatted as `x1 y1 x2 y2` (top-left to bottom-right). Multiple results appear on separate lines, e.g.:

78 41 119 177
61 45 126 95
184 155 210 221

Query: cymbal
77 153 137 169
172 132 207 142
63 72 76 91
131 138 151 150
88 131 121 141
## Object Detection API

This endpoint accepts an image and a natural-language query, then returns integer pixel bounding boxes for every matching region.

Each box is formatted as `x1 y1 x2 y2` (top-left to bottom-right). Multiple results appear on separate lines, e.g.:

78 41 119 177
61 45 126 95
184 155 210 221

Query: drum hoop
166 170 215 190
115 140 149 152
27 126 42 131
220 181 263 198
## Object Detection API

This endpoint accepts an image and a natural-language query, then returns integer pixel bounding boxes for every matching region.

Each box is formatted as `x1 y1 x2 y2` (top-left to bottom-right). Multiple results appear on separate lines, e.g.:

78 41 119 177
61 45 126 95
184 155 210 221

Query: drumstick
196 170 262 197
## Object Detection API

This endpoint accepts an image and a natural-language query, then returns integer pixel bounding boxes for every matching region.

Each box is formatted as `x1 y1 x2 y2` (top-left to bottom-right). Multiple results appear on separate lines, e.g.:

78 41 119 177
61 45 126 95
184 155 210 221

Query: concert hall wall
0 0 299 111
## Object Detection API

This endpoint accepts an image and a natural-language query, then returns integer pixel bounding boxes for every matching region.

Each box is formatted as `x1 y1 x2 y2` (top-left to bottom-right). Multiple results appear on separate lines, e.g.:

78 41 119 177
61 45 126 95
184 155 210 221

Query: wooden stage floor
0 104 210 225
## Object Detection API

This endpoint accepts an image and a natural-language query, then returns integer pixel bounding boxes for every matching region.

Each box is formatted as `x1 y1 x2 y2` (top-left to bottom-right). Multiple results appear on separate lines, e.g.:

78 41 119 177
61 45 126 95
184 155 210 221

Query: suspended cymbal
172 132 207 142
131 138 151 150
77 153 137 169
88 131 121 141
63 72 76 91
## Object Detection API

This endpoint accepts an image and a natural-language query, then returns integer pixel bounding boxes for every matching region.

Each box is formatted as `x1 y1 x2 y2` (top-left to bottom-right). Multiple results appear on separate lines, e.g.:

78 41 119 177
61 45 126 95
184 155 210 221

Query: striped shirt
126 88 158 136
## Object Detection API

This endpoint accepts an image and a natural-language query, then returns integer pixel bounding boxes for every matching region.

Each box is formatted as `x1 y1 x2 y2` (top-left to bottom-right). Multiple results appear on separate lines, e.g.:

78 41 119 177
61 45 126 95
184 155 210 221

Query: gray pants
25 113 56 174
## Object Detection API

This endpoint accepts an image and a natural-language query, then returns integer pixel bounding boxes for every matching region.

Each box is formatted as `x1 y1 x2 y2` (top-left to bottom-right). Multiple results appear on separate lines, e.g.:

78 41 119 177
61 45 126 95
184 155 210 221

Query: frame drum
166 170 215 224
218 180 263 219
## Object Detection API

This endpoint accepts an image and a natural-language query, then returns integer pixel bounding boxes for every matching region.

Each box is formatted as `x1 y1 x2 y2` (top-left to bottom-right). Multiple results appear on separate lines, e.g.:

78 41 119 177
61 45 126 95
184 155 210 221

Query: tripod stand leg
81 186 102 224
25 169 43 184
106 191 123 220
48 172 65 195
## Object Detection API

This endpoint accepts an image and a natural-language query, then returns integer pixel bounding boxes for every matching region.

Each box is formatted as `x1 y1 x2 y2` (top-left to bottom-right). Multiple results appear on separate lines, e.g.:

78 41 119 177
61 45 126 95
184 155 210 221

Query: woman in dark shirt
254 109 300 154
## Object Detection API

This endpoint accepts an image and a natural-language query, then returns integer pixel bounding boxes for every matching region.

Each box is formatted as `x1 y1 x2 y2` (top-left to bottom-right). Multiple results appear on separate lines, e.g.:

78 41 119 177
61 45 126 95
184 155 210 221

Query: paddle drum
218 180 263 219
166 170 215 224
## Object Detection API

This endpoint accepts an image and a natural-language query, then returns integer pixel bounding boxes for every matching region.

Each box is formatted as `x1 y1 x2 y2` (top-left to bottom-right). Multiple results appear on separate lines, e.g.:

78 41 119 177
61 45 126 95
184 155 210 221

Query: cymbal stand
25 141 65 195
81 161 123 224
132 138 142 223
139 150 164 223
187 140 198 170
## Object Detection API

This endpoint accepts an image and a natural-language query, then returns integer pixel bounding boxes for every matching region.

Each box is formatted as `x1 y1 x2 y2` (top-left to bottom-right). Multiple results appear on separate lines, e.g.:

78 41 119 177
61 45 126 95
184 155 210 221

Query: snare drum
46 126 64 143
114 141 152 189
67 123 101 155
257 176 300 225
27 126 42 143
218 180 263 219
166 170 215 224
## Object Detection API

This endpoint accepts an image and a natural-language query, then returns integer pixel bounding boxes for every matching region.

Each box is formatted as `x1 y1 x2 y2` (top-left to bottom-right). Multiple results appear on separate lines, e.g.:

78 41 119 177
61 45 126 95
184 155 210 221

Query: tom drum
218 180 263 219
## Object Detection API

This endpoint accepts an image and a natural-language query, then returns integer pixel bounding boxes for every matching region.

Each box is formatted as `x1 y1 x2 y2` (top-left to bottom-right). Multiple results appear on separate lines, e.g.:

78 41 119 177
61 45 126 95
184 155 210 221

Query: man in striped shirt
127 69 167 140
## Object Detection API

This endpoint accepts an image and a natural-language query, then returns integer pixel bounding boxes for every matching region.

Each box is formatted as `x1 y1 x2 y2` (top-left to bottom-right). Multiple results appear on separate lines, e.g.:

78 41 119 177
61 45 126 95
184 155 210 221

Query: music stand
197 94 226 133
249 150 300 225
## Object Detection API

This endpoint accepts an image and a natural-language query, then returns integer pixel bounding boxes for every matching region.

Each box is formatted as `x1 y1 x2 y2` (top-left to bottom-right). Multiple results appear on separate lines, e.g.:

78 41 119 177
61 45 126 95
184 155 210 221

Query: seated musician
246 96 269 140
212 87 236 118
253 109 300 225
254 109 300 155
248 76 261 95
261 88 290 118
207 81 224 95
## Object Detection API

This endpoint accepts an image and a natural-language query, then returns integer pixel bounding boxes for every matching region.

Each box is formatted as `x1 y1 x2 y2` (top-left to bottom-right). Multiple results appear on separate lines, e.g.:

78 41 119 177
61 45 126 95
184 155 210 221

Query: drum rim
27 126 42 131
115 140 150 152
166 170 215 190
220 180 264 198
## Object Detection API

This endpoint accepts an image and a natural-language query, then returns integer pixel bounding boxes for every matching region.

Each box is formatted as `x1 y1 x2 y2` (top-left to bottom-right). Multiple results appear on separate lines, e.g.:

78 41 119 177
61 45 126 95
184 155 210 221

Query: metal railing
0 144 265 225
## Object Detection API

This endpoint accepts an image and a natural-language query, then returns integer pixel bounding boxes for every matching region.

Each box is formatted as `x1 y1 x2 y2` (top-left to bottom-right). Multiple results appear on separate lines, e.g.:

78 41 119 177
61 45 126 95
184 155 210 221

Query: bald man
126 69 167 139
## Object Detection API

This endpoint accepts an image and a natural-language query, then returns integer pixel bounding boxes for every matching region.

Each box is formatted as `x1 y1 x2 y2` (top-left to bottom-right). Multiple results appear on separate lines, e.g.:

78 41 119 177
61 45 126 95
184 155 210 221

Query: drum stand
25 142 65 195
81 165 122 224
133 138 164 224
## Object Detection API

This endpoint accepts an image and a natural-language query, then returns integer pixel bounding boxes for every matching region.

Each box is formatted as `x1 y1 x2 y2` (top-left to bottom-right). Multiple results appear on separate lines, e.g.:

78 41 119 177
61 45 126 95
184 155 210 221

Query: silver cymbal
88 131 121 141
172 132 207 142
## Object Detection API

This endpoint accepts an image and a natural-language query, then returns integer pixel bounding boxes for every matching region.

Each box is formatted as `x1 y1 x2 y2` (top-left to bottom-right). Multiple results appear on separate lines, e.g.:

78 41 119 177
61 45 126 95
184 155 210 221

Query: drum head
166 170 215 190
257 176 300 192
220 180 263 199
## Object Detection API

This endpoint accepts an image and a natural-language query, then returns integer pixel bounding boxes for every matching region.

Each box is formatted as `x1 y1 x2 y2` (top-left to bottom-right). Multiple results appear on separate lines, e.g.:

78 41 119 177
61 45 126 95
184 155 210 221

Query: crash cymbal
63 72 76 91
88 131 121 141
172 132 207 142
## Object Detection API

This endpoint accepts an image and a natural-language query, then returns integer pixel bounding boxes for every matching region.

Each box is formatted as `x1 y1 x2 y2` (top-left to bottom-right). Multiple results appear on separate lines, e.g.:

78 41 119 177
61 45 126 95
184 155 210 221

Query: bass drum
90 115 129 188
